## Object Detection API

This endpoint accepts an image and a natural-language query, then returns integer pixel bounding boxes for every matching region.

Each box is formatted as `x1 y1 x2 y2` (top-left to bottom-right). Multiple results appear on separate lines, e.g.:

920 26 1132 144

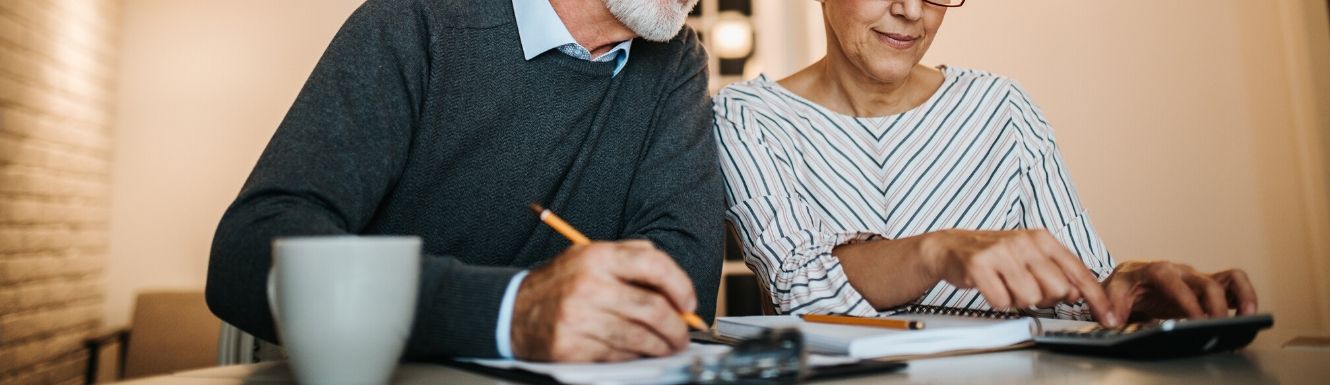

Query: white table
116 348 1330 385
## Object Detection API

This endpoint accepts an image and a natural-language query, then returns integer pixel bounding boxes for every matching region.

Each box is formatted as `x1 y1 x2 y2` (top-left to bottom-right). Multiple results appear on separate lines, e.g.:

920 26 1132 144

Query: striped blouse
713 67 1115 320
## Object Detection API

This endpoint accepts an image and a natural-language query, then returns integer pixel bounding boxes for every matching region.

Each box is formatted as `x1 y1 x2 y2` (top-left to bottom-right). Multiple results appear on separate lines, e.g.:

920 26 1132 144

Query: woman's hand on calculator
1102 261 1259 322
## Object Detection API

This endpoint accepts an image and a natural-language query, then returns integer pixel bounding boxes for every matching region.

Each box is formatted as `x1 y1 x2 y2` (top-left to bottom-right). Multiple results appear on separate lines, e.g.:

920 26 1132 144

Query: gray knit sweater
206 0 721 360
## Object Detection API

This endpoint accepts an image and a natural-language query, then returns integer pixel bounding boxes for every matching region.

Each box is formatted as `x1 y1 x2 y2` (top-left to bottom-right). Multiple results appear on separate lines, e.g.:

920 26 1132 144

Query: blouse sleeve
1008 82 1116 320
713 91 879 316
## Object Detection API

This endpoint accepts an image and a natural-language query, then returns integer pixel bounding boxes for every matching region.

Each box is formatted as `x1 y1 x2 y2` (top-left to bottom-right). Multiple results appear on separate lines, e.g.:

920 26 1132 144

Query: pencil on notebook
528 202 710 331
800 313 926 330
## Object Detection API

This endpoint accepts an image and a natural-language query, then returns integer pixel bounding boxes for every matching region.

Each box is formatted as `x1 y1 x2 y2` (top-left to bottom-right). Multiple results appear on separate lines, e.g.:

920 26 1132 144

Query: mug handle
267 266 281 319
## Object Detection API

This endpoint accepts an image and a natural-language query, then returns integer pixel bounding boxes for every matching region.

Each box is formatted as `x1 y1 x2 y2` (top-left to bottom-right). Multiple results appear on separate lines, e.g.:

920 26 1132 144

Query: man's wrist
495 270 530 359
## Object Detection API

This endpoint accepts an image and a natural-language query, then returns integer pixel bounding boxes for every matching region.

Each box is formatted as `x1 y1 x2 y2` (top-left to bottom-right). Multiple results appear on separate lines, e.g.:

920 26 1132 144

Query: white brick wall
0 1 119 384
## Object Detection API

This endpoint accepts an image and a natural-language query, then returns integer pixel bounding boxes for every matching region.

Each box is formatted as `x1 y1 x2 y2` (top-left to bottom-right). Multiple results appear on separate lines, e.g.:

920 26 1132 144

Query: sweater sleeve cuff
405 255 522 360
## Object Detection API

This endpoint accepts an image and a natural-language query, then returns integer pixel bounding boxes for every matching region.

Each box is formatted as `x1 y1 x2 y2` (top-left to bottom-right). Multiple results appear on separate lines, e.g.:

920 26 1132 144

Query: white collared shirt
511 0 633 76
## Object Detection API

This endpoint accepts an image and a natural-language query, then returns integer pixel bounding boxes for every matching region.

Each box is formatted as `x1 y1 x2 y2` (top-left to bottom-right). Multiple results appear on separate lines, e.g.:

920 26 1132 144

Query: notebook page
1032 317 1098 333
717 315 1034 358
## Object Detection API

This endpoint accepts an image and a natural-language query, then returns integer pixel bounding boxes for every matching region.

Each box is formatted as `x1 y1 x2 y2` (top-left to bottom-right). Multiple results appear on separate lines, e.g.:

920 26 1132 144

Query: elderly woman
715 0 1257 325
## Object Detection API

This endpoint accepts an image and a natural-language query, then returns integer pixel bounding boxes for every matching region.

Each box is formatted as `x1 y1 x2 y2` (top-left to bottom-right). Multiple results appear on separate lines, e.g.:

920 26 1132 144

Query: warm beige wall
1277 0 1330 328
752 1 1330 347
107 0 364 327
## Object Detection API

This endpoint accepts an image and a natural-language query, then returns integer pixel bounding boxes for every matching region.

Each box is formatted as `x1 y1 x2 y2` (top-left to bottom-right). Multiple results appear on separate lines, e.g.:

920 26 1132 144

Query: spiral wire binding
895 304 1046 335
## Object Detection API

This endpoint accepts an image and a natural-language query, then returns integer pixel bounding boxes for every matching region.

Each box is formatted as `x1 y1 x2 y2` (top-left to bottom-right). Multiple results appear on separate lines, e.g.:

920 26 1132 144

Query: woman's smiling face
822 0 948 83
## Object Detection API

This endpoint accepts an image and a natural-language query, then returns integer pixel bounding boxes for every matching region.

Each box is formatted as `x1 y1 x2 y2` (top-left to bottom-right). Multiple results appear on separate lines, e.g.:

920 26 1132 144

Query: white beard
604 0 700 42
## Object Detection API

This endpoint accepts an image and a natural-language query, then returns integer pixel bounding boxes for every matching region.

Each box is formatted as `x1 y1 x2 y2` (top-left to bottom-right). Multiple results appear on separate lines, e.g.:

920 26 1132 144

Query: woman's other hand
1102 261 1258 322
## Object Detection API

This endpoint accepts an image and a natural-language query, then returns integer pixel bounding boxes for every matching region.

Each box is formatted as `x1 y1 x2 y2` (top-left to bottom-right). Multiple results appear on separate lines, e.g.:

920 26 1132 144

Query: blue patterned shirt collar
512 0 633 76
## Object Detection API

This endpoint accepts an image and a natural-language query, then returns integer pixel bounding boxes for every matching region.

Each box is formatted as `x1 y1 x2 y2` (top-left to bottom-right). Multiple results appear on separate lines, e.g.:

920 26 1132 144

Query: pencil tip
528 202 545 215
684 313 710 331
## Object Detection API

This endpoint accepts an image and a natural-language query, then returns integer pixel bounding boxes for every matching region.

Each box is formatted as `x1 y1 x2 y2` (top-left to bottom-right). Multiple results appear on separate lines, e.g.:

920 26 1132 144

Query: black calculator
1034 313 1274 359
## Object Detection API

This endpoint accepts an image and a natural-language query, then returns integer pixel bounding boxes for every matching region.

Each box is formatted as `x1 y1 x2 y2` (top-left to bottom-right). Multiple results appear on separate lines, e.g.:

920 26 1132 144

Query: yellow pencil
800 313 926 330
529 202 710 331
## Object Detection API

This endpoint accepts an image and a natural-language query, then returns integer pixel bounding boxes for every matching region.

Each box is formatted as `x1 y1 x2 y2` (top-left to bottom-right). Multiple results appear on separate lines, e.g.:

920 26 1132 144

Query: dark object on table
1037 313 1274 359
693 327 805 383
692 328 906 384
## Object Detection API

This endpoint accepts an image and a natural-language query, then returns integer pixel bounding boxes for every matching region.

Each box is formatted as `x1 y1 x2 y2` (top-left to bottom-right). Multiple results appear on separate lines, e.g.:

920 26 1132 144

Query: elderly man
207 0 719 362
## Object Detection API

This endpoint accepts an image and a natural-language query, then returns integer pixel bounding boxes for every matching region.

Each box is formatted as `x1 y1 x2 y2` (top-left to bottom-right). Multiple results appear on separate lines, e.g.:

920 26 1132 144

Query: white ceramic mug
269 236 421 385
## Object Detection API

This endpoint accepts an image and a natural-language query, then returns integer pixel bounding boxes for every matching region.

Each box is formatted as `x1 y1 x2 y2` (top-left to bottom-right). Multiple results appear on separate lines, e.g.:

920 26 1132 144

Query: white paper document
461 342 866 385
462 343 729 385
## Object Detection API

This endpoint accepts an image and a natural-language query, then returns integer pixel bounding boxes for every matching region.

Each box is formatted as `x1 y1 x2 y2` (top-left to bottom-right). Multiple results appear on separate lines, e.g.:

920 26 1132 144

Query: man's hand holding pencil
509 204 705 362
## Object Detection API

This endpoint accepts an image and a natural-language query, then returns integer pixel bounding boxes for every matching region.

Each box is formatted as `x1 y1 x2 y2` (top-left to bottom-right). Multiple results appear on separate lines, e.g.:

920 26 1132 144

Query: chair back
123 291 220 378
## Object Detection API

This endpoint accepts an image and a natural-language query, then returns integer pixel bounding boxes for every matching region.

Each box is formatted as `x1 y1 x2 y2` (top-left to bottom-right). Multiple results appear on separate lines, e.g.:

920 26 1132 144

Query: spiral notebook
716 305 1042 359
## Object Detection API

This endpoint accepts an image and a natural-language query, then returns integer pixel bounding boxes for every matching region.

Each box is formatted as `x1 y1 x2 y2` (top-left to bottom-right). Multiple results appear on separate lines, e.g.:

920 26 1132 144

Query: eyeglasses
924 0 965 7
